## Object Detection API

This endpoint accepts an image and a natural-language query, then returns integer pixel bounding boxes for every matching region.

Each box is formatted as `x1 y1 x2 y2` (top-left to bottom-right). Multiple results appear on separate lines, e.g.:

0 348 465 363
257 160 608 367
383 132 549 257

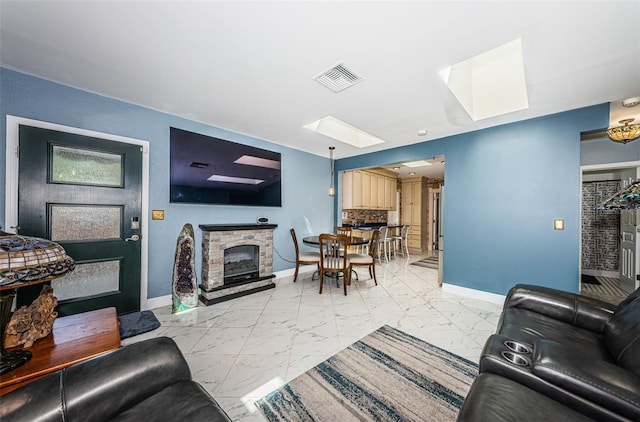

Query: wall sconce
328 146 335 196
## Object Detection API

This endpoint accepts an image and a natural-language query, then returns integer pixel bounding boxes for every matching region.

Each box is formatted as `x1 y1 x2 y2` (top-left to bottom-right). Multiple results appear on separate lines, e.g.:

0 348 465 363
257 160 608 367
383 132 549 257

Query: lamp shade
0 233 75 287
596 180 640 210
606 118 640 144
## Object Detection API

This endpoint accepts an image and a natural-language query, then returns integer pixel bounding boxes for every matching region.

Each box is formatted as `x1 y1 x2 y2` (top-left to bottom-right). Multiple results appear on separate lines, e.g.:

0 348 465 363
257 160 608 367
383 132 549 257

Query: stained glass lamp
0 231 75 374
596 180 640 210
606 118 640 144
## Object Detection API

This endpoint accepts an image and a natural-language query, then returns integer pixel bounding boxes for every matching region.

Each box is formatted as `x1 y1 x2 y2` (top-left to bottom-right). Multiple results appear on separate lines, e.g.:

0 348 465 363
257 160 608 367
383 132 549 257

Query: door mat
256 325 478 421
410 256 439 270
118 310 161 340
581 274 601 285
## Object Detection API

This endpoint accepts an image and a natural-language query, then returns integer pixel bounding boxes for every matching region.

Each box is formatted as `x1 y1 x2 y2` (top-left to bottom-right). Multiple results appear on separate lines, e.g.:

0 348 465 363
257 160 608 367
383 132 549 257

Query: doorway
580 162 640 303
5 116 149 316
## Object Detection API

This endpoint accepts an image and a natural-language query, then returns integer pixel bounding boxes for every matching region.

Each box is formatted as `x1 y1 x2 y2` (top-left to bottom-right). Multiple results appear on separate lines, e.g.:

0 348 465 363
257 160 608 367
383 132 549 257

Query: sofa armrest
1 337 193 422
504 284 616 333
532 339 640 420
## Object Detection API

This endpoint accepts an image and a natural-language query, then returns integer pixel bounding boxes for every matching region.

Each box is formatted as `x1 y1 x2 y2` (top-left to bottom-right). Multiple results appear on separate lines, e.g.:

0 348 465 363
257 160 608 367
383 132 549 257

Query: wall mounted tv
170 127 282 207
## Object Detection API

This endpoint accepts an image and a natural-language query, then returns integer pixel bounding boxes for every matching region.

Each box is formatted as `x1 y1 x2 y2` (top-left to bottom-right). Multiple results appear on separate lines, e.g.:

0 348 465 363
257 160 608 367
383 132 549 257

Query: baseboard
442 283 506 305
143 294 172 310
142 266 315 310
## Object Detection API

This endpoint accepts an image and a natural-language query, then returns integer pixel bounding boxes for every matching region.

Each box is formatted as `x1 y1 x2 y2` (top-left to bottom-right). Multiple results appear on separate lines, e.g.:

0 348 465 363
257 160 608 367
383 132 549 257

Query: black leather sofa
0 336 231 422
458 284 640 422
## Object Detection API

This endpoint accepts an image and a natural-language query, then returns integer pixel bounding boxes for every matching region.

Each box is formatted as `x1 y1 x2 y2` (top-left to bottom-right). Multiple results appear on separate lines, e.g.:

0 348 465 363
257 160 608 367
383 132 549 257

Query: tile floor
123 254 503 421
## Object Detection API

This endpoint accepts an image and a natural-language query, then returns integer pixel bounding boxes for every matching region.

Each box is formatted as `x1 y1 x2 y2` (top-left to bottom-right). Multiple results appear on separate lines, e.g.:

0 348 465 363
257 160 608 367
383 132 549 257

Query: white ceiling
1 1 639 166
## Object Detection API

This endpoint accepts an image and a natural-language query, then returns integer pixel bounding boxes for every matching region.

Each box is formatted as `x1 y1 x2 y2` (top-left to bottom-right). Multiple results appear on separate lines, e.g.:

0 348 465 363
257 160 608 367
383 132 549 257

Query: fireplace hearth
199 224 277 305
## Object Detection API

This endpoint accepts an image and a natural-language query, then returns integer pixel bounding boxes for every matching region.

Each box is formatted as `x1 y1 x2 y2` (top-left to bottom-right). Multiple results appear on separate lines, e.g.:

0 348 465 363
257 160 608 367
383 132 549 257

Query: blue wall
0 68 334 299
336 104 639 295
4 67 639 298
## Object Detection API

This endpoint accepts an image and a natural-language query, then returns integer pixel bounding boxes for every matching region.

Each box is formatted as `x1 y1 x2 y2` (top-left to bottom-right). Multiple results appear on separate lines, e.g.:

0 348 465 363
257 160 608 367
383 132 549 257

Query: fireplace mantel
199 224 278 232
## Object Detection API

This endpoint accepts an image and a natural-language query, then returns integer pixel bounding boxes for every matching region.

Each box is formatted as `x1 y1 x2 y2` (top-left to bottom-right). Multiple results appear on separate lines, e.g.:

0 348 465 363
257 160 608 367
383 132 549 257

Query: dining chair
333 226 353 254
390 225 410 258
318 233 351 295
348 229 380 285
378 226 394 261
290 228 320 282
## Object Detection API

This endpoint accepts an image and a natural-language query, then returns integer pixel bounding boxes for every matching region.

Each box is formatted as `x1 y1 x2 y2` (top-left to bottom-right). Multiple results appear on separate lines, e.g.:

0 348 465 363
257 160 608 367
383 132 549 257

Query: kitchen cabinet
401 177 428 252
342 168 397 210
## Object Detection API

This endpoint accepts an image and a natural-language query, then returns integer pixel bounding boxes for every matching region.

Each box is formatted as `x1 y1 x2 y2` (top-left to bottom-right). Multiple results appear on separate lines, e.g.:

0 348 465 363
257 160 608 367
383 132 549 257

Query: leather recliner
458 284 640 422
0 336 232 422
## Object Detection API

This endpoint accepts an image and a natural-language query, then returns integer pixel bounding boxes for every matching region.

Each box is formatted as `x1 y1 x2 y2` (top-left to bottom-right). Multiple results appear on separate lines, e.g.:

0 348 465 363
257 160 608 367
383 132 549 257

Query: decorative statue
172 223 198 313
4 285 58 348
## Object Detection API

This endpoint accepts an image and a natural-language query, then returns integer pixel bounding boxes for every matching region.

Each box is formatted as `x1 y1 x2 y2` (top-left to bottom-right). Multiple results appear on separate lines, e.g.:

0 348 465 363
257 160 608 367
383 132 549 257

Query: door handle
125 234 140 242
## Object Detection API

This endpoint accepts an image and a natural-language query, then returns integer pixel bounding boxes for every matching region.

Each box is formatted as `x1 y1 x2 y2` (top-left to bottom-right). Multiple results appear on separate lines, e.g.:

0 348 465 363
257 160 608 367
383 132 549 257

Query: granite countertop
343 223 401 230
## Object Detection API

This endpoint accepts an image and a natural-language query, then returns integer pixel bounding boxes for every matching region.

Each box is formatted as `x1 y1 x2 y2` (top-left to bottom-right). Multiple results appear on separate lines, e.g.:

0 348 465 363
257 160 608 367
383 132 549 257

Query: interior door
16 125 143 316
618 169 639 293
438 186 444 287
620 209 637 292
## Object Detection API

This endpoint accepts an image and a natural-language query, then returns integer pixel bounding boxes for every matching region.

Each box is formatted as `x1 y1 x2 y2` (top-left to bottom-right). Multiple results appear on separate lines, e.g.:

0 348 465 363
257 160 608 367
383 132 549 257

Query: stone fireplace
199 224 277 305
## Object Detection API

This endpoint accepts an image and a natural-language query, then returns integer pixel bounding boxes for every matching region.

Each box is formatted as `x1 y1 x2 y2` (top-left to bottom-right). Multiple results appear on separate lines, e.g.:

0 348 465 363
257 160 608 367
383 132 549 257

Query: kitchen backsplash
341 210 387 225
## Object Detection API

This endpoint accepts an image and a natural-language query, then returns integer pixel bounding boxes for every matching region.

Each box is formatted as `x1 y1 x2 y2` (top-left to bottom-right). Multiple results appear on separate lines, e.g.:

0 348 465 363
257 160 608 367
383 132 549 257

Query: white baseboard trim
143 294 172 310
143 267 316 310
442 283 506 305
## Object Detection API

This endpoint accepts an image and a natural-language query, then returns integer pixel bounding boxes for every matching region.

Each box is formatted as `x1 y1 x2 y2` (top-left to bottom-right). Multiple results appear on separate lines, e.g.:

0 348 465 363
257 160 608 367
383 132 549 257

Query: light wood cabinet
401 177 428 252
361 171 371 208
342 168 397 210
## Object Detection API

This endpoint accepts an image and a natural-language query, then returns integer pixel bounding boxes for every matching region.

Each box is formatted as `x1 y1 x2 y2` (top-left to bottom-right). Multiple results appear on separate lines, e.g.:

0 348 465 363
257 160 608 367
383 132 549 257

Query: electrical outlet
341 212 348 219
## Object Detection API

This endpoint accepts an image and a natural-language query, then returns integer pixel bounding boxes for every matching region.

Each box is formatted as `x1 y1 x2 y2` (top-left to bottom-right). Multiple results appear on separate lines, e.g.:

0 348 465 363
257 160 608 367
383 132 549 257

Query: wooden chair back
319 233 350 295
368 229 381 258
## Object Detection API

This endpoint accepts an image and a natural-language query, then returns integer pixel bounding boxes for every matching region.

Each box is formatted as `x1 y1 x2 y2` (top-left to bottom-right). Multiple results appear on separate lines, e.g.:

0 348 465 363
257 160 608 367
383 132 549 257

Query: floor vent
313 63 364 93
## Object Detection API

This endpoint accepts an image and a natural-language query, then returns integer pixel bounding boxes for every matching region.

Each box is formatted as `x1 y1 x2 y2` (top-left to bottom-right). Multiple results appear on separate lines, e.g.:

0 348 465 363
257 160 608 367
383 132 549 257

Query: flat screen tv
170 127 282 207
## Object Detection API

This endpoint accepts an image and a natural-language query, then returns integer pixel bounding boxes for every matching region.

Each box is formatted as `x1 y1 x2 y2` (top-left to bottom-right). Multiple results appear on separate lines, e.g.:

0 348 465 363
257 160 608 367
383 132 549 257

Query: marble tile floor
123 254 503 421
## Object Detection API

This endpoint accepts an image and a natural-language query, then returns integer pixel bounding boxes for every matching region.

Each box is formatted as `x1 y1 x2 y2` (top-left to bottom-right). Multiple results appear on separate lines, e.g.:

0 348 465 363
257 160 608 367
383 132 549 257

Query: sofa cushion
456 373 596 422
111 381 231 422
532 339 640 420
498 308 614 362
615 286 640 313
605 296 640 376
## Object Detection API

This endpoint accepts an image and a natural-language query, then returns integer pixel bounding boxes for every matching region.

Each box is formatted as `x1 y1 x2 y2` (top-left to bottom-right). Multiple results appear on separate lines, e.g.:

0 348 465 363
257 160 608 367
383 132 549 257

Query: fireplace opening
224 245 259 283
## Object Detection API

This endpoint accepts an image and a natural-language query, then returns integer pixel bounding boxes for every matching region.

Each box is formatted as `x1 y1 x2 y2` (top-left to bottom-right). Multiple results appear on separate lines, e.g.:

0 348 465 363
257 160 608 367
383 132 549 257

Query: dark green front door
17 125 142 316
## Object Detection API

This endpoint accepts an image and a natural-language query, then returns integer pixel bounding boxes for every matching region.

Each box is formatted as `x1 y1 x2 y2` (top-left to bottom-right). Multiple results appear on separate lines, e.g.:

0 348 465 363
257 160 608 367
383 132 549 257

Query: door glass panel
51 145 123 187
50 205 122 241
52 260 120 301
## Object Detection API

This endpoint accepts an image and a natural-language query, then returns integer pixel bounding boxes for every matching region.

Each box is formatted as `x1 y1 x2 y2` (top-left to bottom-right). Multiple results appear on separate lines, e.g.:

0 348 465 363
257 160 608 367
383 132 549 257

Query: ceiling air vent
313 62 364 93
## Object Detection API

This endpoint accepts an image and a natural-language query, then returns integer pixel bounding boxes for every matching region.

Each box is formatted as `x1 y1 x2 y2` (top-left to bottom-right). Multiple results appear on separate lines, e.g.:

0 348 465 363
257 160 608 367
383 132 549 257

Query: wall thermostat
256 217 269 224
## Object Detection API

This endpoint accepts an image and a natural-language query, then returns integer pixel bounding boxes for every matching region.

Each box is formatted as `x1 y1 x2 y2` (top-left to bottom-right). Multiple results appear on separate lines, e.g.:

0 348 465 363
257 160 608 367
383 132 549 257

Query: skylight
303 116 386 148
439 38 529 121
402 160 431 168
207 175 264 185
234 155 281 170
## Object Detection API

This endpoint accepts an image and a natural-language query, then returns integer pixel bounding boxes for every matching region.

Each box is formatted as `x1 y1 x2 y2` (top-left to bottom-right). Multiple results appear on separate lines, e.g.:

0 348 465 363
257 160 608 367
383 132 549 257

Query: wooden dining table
302 235 369 247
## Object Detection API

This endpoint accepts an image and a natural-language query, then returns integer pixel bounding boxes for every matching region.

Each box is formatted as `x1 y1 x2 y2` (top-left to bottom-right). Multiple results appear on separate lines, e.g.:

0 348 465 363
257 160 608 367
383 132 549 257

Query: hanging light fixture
606 118 640 144
328 146 335 196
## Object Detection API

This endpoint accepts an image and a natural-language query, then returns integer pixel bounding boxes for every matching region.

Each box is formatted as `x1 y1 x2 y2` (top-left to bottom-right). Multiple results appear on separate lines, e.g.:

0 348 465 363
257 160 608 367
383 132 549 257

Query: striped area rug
410 256 439 270
581 276 628 305
255 325 478 421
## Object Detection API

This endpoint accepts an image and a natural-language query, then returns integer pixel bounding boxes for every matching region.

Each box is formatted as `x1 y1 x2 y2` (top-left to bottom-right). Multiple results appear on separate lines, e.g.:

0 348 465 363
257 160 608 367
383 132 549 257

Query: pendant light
606 118 640 144
328 146 335 196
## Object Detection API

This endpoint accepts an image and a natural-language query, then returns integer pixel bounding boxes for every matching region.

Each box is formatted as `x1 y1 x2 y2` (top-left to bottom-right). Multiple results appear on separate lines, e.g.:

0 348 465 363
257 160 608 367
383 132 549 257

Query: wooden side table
0 307 121 395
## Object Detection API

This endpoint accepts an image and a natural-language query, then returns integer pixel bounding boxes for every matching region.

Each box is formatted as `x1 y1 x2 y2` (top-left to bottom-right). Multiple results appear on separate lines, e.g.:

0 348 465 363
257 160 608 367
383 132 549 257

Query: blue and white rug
255 325 478 421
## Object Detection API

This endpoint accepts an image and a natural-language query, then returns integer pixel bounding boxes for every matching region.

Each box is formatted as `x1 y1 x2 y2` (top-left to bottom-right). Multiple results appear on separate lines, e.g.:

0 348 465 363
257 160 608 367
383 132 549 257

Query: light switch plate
152 210 165 220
